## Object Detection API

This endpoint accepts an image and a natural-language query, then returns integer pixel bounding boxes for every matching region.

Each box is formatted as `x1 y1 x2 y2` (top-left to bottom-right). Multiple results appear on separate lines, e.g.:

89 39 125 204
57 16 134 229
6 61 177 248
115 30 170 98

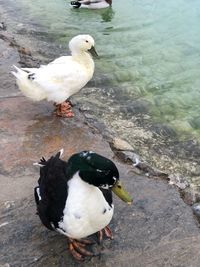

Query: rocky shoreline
1 18 200 266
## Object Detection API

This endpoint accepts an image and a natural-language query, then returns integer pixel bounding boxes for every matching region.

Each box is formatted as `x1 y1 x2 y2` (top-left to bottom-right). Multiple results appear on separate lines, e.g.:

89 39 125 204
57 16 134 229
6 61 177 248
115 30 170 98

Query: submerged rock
111 137 168 178
169 173 189 190
192 203 200 222
0 22 6 31
112 137 134 151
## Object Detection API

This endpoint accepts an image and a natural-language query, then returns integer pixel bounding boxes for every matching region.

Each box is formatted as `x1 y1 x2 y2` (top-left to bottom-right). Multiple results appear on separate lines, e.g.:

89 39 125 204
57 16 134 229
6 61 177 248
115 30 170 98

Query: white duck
12 34 98 117
70 0 112 9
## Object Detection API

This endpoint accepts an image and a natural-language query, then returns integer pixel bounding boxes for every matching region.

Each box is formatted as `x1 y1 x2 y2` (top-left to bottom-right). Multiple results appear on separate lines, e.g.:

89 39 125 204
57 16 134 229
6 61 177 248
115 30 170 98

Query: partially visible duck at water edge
71 0 112 9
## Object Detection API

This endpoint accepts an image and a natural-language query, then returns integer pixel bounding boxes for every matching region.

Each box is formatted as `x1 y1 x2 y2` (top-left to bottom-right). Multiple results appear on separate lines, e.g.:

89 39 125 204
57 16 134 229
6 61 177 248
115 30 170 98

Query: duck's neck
73 51 95 78
68 172 98 195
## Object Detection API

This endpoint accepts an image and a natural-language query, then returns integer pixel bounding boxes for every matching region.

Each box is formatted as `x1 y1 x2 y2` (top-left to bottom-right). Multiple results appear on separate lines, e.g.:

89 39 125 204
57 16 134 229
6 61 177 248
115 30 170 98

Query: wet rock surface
1 24 200 267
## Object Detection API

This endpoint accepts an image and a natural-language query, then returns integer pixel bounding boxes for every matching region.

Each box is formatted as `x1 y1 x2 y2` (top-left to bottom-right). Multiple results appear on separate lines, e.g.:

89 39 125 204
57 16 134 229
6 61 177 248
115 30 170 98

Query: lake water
1 0 200 191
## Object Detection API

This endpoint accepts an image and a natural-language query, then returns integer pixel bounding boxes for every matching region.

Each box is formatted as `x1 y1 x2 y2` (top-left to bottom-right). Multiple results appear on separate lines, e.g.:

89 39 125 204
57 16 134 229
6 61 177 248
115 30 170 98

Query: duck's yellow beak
112 180 133 204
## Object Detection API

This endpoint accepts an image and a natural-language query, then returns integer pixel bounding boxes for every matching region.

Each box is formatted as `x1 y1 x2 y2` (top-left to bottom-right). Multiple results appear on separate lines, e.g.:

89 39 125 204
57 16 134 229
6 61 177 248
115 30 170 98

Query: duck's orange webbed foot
98 225 113 244
54 101 74 118
68 238 96 261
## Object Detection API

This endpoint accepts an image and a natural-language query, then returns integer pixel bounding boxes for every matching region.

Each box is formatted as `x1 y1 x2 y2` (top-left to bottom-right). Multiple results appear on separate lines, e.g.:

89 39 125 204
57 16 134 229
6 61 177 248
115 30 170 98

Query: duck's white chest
58 174 114 239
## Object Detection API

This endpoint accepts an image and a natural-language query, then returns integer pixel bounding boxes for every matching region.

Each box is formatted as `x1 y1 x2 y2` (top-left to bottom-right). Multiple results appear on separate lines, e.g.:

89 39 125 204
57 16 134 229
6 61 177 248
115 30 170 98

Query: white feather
33 162 45 167
59 148 64 158
12 34 96 104
58 173 114 239
36 187 42 201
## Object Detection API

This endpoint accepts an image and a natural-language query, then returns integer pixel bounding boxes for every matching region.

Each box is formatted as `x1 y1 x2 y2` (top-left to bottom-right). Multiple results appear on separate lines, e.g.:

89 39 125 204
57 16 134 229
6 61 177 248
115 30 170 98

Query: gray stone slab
0 38 20 98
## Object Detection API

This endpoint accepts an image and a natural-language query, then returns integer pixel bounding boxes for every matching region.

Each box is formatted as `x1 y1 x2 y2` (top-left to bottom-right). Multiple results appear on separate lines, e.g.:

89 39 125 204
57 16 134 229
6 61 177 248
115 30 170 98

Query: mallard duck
34 149 132 260
70 0 112 9
12 34 98 118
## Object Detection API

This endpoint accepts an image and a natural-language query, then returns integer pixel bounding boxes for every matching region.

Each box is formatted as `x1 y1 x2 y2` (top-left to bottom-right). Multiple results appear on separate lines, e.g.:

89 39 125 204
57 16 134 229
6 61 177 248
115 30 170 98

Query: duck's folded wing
32 63 88 102
36 153 69 230
21 67 40 73
49 56 71 65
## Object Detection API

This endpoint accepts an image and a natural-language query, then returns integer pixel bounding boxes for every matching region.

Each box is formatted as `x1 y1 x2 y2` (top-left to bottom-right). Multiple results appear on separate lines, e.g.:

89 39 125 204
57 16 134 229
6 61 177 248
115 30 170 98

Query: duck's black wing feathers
34 151 69 230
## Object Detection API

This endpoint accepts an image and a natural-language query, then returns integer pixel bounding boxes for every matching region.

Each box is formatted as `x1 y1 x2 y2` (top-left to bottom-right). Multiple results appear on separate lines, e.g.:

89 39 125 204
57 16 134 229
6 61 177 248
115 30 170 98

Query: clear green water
2 0 200 138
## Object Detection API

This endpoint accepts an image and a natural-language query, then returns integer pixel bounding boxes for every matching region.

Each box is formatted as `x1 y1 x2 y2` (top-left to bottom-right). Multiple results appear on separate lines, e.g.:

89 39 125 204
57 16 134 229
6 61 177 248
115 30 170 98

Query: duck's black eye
117 185 122 189
85 40 89 43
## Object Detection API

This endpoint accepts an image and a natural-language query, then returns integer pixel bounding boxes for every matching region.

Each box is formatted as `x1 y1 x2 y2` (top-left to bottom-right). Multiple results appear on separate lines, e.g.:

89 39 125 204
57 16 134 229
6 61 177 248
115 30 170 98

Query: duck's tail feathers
11 65 27 79
33 157 47 167
11 65 46 101
21 67 39 73
33 149 64 168
55 148 64 159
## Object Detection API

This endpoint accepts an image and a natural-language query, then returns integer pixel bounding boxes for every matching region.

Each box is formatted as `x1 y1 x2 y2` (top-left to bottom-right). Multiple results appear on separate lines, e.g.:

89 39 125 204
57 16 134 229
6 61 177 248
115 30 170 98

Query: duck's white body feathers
12 34 95 104
79 1 110 9
58 173 114 239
